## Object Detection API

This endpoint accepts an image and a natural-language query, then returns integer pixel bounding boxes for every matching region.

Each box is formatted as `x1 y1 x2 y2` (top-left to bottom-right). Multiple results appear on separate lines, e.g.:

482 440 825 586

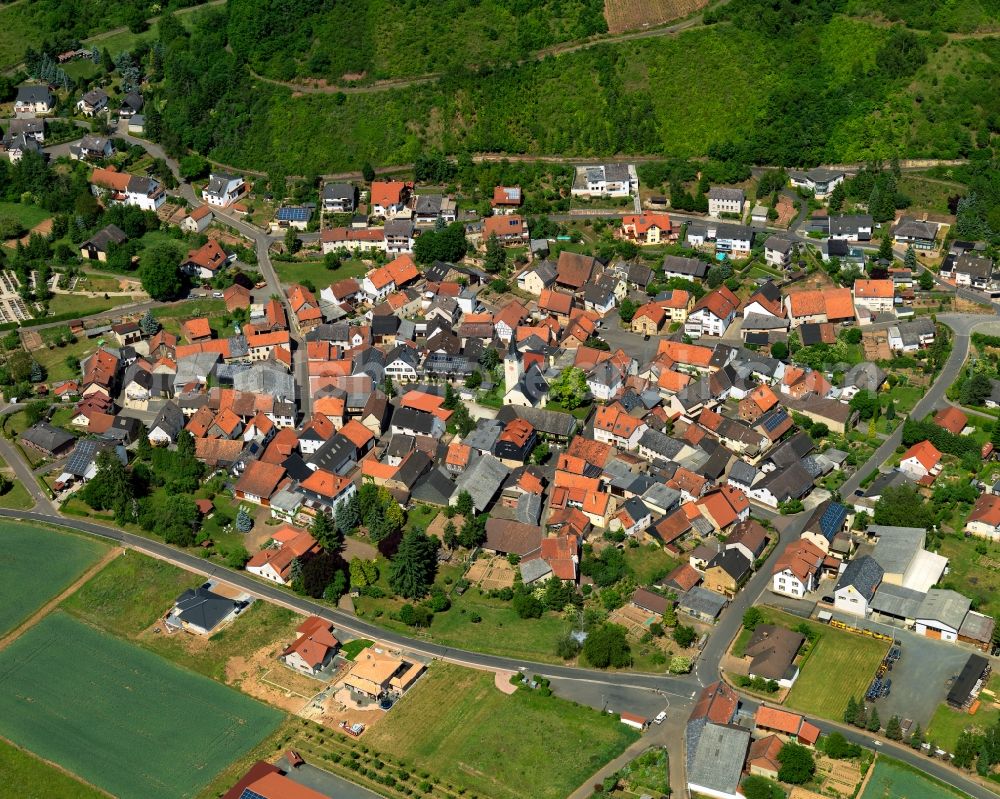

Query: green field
860 756 970 799
0 201 51 232
0 521 107 636
0 476 33 510
364 661 639 799
928 700 1000 753
0 612 283 799
760 608 889 720
274 258 369 287
0 738 107 799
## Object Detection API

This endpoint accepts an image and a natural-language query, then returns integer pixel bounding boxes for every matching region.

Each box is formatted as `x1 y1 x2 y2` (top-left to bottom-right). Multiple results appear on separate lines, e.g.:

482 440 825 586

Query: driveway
598 310 663 363
872 631 971 729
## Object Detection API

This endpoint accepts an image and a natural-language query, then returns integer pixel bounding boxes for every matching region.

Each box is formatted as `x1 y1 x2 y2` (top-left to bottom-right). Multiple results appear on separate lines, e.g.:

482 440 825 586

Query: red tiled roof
902 439 941 471
933 406 967 435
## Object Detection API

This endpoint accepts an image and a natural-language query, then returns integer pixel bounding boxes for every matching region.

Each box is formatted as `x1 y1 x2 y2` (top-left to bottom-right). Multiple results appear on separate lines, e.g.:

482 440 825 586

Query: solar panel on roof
761 408 788 432
277 206 311 221
819 502 845 535
239 789 268 799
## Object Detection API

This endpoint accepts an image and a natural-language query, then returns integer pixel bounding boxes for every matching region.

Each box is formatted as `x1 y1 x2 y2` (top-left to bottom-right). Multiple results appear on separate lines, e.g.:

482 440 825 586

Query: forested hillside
227 0 607 81
140 3 1000 175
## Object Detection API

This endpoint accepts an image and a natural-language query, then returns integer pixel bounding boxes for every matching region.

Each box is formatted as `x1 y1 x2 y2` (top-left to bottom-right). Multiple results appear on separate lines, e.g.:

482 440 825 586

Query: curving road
840 312 996 496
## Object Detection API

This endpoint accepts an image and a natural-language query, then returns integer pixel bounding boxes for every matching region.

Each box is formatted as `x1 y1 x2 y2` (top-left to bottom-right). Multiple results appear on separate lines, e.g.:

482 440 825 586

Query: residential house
894 217 939 251
370 180 413 218
829 214 873 242
234 460 287 506
202 173 246 208
166 584 245 636
281 616 339 676
745 626 805 688
703 548 752 597
764 236 794 268
517 261 557 295
834 555 883 617
754 706 820 746
934 406 967 435
413 194 457 226
788 167 844 198
771 538 825 598
899 439 942 481
662 254 708 280
620 213 673 245
784 287 854 327
954 254 994 289
570 163 637 197
76 88 108 116
492 185 522 214
246 526 321 585
322 182 356 213
685 286 739 339
182 239 231 281
89 167 165 211
707 187 744 218
182 204 213 233
118 91 143 117
555 251 598 292
853 279 894 314
966 493 1000 541
686 722 750 799
70 134 112 161
320 226 386 255
14 84 53 116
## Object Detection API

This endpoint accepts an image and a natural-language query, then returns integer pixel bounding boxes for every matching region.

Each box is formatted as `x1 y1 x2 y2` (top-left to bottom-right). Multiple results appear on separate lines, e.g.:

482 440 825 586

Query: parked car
654 711 667 725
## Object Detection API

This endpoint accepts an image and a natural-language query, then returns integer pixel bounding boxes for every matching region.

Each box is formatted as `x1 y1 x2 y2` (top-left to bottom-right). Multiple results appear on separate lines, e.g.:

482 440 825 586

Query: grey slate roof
495 405 577 439
835 555 883 601
661 254 708 278
639 428 684 461
173 586 243 632
764 235 793 254
871 583 925 620
453 454 510 512
916 588 971 630
21 421 75 454
707 187 744 202
678 586 728 619
150 400 185 439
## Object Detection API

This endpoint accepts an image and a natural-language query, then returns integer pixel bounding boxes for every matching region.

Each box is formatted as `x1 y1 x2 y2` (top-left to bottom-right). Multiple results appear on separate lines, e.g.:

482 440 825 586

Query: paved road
840 312 995 496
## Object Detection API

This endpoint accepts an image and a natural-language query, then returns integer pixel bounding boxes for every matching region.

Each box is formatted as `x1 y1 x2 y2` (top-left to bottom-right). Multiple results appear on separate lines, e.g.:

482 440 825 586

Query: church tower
504 336 521 395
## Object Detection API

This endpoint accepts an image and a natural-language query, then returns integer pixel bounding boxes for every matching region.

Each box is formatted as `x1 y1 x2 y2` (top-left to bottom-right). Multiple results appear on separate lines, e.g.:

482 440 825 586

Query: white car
654 711 667 725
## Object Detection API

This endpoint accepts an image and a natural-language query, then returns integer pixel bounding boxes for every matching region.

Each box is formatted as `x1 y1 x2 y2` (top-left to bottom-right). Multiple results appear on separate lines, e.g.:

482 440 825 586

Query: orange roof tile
902 439 942 471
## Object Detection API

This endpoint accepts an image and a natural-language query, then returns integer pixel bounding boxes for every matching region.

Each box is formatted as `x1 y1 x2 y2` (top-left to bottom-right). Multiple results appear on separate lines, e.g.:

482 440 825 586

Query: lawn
32 335 98 383
364 661 639 799
623 542 679 585
0 612 284 799
0 520 107 636
0 201 51 231
0 475 33 509
340 638 374 660
273 258 369 287
0 739 107 799
45 293 133 318
62 550 202 638
928 700 1000 753
356 588 570 664
760 607 888 720
859 755 971 799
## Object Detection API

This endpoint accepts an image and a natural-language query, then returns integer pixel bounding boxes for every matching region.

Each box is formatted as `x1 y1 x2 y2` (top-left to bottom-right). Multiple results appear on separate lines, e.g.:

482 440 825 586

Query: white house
898 440 941 481
829 215 873 242
14 85 53 116
202 173 246 207
321 227 386 255
685 286 739 339
76 88 108 117
707 187 744 218
89 167 165 212
789 168 844 199
570 164 638 198
764 236 793 268
771 539 825 599
833 556 883 617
